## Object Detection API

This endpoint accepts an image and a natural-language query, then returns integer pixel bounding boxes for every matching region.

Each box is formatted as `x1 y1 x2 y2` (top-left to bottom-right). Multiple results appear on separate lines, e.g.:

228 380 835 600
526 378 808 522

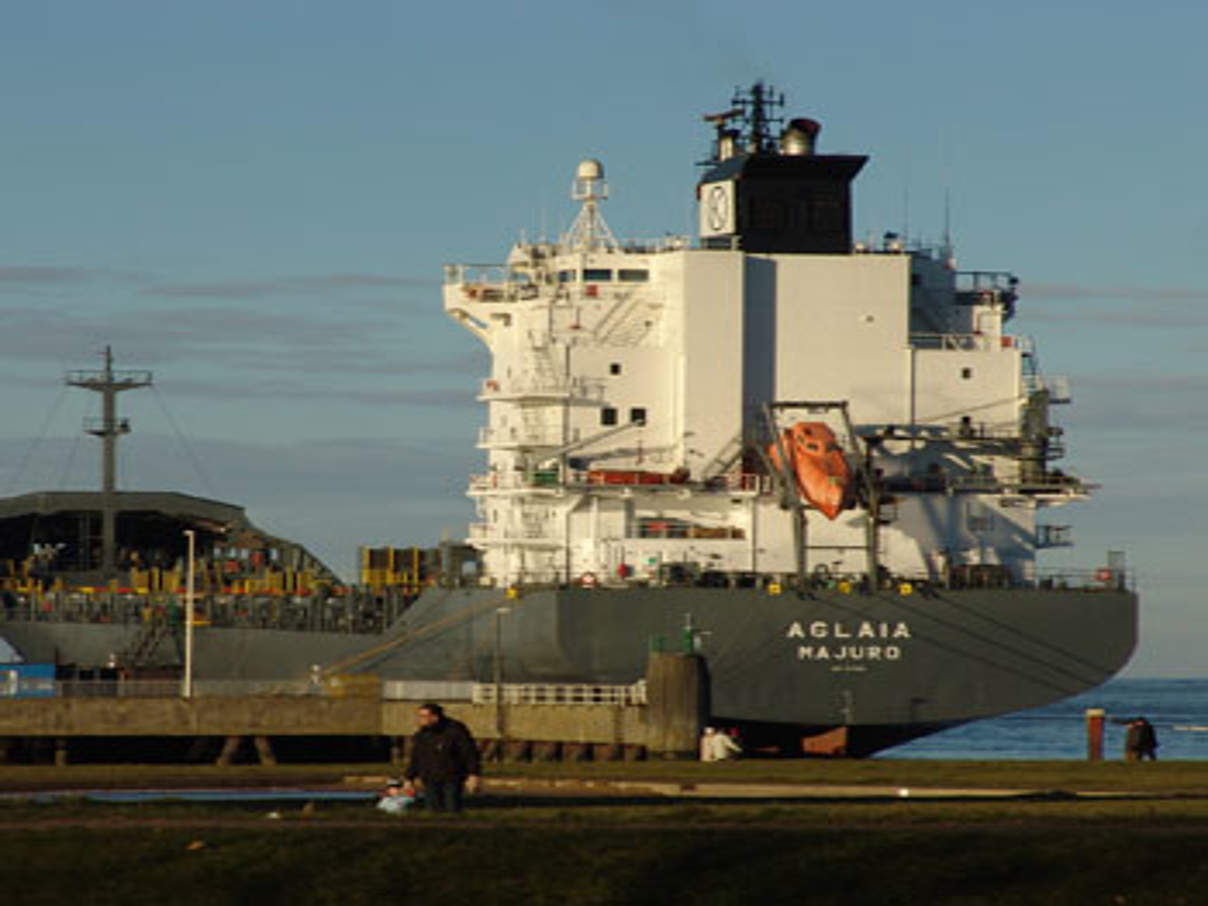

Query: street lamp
181 529 195 699
493 606 511 746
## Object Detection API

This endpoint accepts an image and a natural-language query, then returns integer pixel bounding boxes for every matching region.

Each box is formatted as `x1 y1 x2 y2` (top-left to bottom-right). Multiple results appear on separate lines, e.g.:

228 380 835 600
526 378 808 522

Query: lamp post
182 529 195 699
493 606 511 746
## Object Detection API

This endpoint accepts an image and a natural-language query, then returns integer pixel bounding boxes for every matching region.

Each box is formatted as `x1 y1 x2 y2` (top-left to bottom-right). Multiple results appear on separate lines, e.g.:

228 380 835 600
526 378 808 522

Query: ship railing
711 472 775 494
444 264 541 302
478 425 565 447
947 473 1091 495
54 679 322 698
2 590 410 635
468 473 545 492
909 332 1020 352
382 680 475 701
471 680 648 706
956 270 1018 294
946 420 1022 441
1030 568 1134 592
618 235 691 253
478 376 606 401
1022 373 1071 403
468 470 773 495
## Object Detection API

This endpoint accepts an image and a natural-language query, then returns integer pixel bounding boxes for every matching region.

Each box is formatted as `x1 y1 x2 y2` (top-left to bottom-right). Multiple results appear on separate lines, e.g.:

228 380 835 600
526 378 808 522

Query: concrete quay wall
0 653 708 758
0 698 654 745
0 696 384 738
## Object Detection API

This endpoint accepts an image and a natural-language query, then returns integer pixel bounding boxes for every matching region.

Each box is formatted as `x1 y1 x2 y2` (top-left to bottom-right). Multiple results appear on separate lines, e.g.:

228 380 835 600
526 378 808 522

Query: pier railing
53 679 320 698
42 678 652 704
472 681 648 706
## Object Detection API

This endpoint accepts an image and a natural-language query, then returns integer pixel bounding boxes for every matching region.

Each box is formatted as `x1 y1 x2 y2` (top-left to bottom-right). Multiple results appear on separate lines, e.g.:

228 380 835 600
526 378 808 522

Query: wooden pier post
252 735 276 766
215 735 242 766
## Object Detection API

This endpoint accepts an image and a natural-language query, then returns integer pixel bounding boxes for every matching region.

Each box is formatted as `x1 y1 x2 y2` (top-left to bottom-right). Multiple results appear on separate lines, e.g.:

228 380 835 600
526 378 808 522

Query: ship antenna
563 159 618 252
730 81 784 154
943 186 955 265
65 345 153 577
941 130 955 265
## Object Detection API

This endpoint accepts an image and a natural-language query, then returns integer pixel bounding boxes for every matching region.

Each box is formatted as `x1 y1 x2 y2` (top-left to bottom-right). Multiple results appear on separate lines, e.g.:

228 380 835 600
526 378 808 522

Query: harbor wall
0 653 709 761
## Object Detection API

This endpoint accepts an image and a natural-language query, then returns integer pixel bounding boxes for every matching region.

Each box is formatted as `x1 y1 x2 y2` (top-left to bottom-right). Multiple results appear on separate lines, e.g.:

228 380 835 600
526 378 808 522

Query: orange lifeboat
767 422 852 520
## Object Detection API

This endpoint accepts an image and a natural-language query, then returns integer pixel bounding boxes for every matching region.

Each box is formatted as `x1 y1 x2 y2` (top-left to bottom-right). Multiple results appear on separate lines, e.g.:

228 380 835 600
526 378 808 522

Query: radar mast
65 346 153 577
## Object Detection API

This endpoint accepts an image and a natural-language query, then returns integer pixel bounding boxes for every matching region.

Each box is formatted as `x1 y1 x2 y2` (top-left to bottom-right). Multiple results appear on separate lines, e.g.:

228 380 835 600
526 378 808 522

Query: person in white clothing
710 729 742 761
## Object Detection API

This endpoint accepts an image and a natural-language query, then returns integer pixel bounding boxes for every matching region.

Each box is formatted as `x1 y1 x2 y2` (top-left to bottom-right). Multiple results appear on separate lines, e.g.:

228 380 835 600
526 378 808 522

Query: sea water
882 677 1208 760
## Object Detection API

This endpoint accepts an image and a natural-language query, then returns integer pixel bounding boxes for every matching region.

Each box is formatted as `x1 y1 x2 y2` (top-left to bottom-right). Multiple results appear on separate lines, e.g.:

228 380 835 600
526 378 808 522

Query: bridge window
618 269 649 282
583 268 613 282
601 407 618 426
610 363 622 375
630 407 647 424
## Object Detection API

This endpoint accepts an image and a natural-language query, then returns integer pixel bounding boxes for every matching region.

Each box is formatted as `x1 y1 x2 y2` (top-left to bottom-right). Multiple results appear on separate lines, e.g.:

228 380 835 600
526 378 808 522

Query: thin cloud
144 272 440 299
0 434 479 577
1063 373 1208 432
159 376 476 407
0 266 151 288
0 266 96 284
1026 283 1208 303
0 302 479 378
1020 282 1208 328
0 263 439 298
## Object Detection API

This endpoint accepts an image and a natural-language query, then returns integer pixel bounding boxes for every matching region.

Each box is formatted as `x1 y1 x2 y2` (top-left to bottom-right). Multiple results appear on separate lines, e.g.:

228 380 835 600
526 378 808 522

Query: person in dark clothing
402 702 482 812
1121 716 1159 762
1133 717 1159 761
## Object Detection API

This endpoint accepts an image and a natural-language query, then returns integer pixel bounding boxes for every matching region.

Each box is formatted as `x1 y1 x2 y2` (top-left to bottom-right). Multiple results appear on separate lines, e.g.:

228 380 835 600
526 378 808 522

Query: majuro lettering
796 645 901 661
785 620 910 663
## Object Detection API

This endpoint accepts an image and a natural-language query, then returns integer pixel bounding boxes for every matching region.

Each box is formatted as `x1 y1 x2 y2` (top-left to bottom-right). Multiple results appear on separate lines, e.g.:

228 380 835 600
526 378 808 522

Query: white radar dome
575 159 605 181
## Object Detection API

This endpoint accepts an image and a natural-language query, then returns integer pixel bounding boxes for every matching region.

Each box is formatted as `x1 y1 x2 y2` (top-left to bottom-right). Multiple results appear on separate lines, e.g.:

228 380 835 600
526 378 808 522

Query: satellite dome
576 159 605 181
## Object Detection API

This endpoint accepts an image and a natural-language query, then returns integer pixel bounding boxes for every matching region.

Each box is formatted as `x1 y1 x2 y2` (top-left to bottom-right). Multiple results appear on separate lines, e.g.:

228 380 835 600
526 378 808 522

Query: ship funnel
780 118 821 156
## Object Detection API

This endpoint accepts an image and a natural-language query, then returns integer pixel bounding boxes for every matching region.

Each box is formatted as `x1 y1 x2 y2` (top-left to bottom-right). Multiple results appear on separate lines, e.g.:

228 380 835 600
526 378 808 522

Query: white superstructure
444 85 1084 589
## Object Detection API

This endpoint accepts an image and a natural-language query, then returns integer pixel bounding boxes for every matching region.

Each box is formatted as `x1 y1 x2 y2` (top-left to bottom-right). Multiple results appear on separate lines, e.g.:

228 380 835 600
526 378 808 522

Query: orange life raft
767 422 852 520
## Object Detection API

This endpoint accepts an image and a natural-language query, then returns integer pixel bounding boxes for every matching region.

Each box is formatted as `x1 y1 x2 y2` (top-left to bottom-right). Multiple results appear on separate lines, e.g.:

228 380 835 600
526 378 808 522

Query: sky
0 1 1204 676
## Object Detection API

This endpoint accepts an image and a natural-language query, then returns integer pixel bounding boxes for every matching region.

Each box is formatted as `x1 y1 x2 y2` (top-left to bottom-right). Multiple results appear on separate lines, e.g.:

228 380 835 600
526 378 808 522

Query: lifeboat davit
767 422 852 520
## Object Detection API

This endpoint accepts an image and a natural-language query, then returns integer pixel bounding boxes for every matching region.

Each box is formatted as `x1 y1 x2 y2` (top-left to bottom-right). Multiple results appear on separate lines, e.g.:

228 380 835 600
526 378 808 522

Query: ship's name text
785 620 912 641
785 621 911 664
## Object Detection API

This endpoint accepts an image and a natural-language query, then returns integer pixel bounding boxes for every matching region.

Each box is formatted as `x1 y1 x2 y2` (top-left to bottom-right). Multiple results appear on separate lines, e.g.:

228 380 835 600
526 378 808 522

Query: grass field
4 757 1208 793
3 796 1208 905
2 761 1208 904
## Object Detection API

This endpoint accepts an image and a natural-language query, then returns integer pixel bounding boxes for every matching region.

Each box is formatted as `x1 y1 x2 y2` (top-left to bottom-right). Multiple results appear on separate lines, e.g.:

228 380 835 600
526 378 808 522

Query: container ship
0 84 1137 755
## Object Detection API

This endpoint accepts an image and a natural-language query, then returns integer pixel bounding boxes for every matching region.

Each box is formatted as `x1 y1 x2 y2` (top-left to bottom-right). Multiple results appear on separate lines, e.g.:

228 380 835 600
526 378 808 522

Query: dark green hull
1 585 1137 755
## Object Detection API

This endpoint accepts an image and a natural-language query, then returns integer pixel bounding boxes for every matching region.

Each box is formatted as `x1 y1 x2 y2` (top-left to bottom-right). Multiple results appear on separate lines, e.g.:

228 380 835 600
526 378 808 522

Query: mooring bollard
1086 707 1105 762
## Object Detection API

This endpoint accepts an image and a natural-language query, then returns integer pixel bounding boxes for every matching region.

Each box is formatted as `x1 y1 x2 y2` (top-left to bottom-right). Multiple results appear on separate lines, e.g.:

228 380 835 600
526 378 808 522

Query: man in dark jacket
402 702 482 812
